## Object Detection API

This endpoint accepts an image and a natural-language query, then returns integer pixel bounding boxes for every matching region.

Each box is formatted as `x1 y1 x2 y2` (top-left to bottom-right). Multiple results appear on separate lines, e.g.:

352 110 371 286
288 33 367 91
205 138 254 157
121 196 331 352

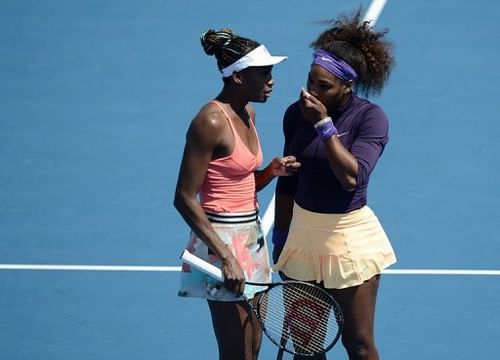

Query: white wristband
313 117 333 128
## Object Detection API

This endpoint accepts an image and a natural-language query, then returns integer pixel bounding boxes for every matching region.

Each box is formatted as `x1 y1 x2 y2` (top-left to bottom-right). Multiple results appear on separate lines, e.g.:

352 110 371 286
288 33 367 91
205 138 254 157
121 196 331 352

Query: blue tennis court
1 0 499 359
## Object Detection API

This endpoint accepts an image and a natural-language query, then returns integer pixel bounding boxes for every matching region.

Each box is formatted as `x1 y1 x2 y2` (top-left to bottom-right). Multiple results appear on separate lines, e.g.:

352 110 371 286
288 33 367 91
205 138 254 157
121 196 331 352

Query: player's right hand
221 256 246 296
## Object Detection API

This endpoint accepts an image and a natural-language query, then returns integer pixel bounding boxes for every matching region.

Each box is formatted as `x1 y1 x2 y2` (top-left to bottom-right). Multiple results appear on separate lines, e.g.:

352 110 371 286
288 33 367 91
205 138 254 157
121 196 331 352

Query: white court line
363 0 388 27
0 264 182 272
0 264 499 275
382 269 500 276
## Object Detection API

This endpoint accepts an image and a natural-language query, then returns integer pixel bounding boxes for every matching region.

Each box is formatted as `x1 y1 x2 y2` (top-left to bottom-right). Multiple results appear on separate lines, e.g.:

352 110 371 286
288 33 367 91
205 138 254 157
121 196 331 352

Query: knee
342 335 379 360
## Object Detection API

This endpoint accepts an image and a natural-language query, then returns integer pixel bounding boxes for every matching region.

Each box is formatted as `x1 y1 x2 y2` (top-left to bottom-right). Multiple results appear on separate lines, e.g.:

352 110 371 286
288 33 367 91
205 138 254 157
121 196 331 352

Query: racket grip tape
181 250 224 282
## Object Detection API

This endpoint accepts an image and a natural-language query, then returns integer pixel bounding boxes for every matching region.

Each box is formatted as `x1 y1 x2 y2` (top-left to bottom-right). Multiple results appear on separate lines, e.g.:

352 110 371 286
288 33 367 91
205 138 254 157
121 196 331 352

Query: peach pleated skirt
273 203 396 289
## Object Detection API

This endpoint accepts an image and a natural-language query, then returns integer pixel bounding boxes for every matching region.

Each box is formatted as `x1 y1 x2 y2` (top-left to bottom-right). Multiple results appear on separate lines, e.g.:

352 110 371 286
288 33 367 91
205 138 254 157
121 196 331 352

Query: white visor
221 45 287 78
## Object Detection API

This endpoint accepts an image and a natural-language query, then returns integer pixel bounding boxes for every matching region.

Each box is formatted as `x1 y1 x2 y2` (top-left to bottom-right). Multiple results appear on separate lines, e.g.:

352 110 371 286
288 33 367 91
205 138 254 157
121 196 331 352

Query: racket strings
261 289 336 353
267 302 333 353
258 283 342 355
261 309 329 353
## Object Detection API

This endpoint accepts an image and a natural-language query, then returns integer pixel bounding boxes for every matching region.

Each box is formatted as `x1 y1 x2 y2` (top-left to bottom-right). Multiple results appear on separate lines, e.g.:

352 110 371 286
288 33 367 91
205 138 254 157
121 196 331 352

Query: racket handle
181 250 224 282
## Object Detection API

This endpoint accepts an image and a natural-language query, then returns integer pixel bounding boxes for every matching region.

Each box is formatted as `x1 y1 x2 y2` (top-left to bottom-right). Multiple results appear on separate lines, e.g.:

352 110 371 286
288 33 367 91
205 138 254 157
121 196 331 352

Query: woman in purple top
272 11 397 360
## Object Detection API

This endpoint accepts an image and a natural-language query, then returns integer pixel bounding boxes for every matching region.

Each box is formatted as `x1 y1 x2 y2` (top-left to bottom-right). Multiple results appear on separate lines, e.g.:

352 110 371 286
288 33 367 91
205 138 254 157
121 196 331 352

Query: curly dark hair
200 29 260 73
311 9 395 96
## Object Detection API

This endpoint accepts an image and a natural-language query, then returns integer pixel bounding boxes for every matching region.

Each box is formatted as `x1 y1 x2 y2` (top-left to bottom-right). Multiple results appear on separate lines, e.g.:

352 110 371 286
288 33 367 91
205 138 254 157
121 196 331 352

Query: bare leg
208 296 263 360
330 275 381 360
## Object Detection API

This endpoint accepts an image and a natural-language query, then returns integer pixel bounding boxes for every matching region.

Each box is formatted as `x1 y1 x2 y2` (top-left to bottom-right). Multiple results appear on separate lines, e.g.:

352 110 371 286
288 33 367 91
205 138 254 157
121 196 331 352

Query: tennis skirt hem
274 248 396 289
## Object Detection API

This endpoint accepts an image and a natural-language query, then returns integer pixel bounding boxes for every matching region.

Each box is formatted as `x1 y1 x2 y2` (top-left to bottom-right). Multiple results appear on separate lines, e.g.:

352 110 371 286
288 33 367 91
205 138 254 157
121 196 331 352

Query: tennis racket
181 250 343 357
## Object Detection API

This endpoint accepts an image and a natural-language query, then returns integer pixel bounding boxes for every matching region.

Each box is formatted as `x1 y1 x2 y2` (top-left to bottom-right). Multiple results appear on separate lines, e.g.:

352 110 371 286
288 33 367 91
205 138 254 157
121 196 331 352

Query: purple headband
312 49 358 82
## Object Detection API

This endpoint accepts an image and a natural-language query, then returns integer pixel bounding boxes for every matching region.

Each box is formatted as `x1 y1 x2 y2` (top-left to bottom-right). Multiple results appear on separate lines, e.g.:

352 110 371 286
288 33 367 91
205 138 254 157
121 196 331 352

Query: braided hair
200 29 260 73
311 9 395 96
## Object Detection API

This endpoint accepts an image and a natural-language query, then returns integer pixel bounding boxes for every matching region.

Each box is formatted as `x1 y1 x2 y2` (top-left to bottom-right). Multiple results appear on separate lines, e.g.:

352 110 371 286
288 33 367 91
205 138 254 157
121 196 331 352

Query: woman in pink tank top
174 29 300 360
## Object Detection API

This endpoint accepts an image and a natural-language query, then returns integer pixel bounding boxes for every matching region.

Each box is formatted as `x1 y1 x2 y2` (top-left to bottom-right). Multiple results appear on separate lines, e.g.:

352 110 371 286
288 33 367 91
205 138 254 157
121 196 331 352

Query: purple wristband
314 117 338 142
272 228 289 247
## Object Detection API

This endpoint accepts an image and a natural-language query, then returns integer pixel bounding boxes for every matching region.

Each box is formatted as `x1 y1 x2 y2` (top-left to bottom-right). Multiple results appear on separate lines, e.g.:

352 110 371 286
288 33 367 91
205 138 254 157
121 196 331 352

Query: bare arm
254 156 301 192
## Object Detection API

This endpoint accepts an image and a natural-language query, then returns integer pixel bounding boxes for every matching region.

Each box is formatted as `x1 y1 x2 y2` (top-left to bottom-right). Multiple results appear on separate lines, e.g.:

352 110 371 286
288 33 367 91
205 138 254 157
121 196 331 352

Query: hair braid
200 28 260 72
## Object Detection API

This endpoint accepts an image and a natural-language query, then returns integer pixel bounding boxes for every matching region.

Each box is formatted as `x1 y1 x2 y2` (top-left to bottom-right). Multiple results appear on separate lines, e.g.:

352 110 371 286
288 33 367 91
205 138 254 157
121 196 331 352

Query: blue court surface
1 0 499 359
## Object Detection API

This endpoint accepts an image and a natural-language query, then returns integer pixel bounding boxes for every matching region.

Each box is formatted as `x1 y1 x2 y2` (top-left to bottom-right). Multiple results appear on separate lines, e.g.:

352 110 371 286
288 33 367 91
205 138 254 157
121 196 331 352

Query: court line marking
0 264 499 275
0 264 182 272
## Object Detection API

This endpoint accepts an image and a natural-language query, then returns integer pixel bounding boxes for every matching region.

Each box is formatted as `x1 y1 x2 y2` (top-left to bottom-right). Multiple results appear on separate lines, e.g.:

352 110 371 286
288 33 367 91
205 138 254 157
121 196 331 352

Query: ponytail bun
200 29 234 56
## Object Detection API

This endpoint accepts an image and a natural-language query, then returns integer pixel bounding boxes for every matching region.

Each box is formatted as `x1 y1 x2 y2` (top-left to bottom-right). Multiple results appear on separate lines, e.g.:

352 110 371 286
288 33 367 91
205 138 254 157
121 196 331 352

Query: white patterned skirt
178 210 272 301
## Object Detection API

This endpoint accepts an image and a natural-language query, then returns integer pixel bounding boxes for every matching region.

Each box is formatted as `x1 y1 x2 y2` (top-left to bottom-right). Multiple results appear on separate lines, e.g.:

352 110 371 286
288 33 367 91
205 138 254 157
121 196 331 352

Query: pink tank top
199 101 264 213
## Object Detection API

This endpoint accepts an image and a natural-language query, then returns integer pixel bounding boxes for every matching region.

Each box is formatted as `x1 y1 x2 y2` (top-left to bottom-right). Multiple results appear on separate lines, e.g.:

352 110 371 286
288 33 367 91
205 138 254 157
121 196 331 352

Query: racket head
254 280 343 356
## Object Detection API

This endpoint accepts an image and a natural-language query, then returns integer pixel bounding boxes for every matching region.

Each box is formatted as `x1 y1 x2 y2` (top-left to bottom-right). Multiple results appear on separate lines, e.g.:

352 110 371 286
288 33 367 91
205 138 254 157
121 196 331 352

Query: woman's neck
216 88 248 118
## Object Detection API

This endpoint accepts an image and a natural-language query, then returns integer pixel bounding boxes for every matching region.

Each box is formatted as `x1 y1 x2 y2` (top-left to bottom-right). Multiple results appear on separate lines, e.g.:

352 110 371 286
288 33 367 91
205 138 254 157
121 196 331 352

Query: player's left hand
271 156 301 176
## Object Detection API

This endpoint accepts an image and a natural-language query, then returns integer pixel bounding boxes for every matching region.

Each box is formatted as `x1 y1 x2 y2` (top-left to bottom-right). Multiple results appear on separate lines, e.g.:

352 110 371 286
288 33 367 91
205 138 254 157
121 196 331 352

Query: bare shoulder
194 102 227 129
188 102 228 143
